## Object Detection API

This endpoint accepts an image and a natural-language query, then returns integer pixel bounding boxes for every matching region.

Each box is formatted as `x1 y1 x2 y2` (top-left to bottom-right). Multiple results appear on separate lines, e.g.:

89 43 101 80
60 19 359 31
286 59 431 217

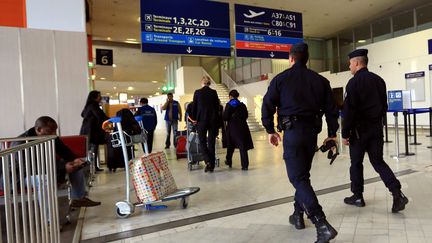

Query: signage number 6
101 56 109 65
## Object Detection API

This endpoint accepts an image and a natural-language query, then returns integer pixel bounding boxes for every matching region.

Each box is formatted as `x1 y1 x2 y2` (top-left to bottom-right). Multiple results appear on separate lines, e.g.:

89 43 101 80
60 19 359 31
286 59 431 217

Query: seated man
14 116 100 207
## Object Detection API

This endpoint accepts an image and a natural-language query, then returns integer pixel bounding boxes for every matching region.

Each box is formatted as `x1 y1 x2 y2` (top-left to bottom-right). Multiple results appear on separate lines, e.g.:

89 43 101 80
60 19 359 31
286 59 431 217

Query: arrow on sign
186 47 192 53
270 52 275 58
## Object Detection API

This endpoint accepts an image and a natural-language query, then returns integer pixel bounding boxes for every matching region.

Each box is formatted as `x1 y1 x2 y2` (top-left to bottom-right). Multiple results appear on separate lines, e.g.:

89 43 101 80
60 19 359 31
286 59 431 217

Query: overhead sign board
141 0 230 56
235 4 303 59
96 49 113 66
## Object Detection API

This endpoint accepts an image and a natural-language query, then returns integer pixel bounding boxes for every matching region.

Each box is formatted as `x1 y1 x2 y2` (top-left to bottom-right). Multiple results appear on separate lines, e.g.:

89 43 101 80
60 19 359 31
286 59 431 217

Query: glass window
228 58 235 70
326 38 338 73
235 58 243 68
305 39 325 59
338 30 353 72
417 4 432 31
393 10 414 37
372 18 391 42
220 59 228 71
354 24 371 47
243 58 251 65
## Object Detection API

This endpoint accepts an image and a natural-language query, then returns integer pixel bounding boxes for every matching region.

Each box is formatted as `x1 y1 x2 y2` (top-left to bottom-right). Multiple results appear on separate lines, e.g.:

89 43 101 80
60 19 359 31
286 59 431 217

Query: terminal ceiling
89 0 430 97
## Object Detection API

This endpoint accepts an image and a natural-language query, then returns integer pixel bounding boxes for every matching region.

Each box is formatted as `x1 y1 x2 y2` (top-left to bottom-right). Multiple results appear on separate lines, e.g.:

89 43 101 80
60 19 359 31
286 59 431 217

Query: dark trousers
165 120 178 147
226 147 249 169
197 123 218 168
283 121 324 219
142 130 154 153
349 126 401 195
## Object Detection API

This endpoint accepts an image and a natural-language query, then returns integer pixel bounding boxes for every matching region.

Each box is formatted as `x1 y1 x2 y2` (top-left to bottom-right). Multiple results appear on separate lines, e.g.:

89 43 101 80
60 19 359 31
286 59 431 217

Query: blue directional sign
235 4 303 59
141 0 230 56
388 90 403 111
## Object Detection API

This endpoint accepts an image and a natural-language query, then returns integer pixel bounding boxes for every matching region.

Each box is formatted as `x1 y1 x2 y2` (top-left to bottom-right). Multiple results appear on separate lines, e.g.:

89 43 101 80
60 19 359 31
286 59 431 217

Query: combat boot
344 194 365 207
313 216 338 243
392 191 408 213
289 210 305 230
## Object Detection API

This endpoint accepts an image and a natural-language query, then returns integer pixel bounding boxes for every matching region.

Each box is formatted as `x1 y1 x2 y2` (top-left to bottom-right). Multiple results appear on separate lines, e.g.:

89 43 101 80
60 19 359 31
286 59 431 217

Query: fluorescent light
126 38 136 41
157 87 160 90
149 95 153 98
91 74 96 80
112 64 117 68
113 86 117 90
100 77 106 80
107 37 112 40
127 86 134 91
152 81 158 83
106 93 110 95
155 92 160 95
358 40 366 43
125 40 140 44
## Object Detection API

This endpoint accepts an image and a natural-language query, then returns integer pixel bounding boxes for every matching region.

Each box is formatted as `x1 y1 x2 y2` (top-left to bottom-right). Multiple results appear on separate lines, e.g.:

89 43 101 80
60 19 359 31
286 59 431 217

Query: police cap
348 49 368 59
290 42 308 55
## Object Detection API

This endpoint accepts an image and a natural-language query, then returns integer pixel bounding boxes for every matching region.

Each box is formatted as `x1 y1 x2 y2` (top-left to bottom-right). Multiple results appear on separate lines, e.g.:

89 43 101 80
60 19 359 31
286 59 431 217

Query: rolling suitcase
176 130 188 159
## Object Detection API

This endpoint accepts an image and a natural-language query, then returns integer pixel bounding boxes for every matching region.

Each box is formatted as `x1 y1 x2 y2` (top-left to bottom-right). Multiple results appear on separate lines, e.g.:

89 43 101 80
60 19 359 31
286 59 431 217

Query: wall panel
20 28 57 130
0 27 25 137
54 31 89 135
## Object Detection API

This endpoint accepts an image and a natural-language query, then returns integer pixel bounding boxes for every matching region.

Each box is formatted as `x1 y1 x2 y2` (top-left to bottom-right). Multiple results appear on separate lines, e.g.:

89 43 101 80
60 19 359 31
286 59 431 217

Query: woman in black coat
80 90 108 172
223 90 254 170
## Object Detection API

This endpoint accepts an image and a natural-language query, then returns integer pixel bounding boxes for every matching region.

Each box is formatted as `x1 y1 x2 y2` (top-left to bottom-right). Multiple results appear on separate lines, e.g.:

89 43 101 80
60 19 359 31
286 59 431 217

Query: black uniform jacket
223 100 254 151
342 67 387 139
261 62 339 136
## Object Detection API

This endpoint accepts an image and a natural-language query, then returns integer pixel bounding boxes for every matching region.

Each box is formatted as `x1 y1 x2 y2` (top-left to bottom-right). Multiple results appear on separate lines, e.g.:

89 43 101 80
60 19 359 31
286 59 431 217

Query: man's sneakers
289 211 305 230
344 194 366 207
71 197 101 207
392 191 409 213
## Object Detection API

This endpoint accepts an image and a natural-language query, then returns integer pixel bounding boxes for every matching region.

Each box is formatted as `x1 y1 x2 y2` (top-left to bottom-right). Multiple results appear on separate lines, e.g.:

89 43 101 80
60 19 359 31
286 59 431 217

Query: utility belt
277 115 322 132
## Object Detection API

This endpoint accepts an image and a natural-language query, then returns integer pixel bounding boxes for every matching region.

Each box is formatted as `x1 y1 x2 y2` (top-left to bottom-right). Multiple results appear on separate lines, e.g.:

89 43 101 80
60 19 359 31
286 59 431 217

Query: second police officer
342 49 409 212
262 42 339 243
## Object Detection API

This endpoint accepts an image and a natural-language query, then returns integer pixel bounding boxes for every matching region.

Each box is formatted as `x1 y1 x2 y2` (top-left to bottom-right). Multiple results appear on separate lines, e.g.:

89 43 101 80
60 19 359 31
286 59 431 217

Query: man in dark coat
342 48 408 213
191 76 220 173
223 89 253 170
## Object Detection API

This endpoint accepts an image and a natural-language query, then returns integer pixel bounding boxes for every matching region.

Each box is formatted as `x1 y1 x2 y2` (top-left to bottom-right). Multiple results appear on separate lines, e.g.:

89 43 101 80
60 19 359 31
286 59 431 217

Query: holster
277 116 292 132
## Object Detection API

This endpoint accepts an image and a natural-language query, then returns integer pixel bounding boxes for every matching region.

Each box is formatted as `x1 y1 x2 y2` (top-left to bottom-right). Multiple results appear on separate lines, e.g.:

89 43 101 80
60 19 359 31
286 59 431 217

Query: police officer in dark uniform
342 49 409 212
262 42 339 243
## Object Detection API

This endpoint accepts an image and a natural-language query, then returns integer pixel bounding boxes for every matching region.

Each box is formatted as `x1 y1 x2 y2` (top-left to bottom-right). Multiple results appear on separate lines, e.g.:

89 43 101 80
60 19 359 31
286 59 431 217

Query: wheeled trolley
186 118 220 171
105 117 200 218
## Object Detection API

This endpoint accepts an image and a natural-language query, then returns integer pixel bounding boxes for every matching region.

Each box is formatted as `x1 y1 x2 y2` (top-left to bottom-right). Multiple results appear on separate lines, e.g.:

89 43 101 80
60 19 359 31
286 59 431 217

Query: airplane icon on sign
244 10 265 18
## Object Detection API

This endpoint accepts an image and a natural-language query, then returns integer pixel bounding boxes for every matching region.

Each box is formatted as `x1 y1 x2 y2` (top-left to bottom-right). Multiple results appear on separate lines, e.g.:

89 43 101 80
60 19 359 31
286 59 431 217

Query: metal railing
0 135 60 243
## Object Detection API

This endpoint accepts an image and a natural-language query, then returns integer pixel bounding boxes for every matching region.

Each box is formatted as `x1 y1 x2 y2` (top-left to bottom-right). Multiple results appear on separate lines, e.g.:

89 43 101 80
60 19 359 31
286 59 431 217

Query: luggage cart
186 118 220 171
105 117 200 219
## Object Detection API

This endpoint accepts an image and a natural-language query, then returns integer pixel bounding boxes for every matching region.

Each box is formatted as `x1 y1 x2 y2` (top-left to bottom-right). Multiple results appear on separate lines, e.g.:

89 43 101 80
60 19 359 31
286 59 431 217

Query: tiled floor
79 128 432 243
